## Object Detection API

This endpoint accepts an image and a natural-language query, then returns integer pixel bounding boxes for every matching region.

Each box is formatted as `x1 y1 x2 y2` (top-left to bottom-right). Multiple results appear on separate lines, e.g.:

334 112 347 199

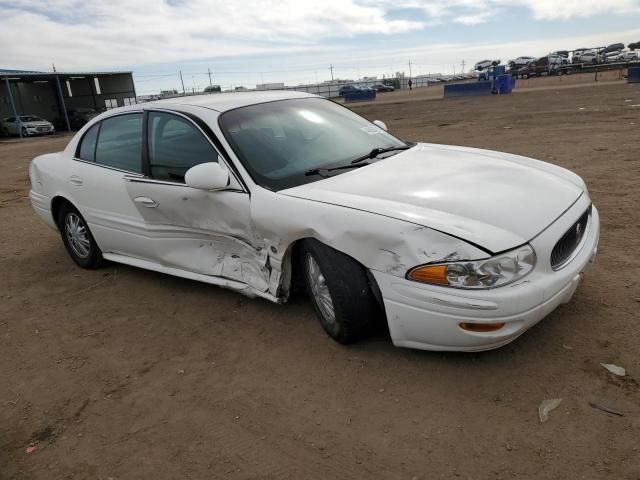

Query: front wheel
300 239 380 344
58 203 104 269
21 127 27 137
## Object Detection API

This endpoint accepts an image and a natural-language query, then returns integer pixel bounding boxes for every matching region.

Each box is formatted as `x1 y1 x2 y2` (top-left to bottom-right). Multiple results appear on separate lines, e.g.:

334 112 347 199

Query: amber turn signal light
407 265 449 285
459 322 506 333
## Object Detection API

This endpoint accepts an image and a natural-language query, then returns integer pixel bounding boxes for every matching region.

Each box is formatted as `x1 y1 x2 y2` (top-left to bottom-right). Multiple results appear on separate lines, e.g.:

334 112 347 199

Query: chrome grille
551 206 591 270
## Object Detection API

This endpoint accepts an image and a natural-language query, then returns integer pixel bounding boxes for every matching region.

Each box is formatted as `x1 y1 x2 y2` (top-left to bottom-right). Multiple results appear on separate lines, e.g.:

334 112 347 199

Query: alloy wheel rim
305 253 336 324
65 213 90 258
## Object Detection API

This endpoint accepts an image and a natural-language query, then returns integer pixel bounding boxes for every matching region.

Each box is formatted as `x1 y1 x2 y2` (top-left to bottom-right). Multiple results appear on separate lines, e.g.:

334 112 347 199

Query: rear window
78 123 100 162
94 114 143 173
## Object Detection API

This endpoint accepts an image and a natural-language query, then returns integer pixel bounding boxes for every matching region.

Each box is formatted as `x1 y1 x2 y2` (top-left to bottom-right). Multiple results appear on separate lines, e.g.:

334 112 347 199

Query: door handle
134 196 159 208
69 175 83 186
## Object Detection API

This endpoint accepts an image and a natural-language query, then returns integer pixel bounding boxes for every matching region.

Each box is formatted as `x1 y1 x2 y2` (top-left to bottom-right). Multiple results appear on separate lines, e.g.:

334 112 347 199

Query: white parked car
28 91 600 351
578 51 600 64
2 115 55 136
622 51 639 61
474 59 500 71
604 51 625 63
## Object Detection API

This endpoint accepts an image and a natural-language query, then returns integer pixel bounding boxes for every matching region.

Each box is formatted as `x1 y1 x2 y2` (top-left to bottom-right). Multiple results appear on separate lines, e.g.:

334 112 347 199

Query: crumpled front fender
251 187 489 300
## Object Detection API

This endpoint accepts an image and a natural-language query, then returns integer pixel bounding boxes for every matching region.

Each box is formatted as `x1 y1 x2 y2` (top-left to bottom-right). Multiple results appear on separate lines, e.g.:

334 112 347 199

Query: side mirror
373 120 388 131
185 162 230 191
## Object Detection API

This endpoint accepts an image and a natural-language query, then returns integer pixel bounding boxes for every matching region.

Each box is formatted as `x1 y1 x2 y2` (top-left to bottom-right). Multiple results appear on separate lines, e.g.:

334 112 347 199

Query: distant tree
629 42 639 50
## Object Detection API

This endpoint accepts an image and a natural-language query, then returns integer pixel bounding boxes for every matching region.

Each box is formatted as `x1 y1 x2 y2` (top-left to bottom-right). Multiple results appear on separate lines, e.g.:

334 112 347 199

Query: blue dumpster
628 67 640 84
444 81 493 97
497 75 513 94
344 89 376 102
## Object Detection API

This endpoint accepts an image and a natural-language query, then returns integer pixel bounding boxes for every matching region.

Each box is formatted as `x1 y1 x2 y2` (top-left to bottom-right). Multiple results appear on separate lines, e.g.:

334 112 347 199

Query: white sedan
2 115 55 136
29 91 599 351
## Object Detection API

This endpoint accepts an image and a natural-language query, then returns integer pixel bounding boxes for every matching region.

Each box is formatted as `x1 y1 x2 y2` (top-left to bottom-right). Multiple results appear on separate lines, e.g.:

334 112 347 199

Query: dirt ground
1 82 639 479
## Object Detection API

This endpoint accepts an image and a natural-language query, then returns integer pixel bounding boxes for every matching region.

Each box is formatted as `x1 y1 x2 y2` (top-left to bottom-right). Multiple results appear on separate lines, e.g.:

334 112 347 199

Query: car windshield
19 116 43 122
219 98 408 191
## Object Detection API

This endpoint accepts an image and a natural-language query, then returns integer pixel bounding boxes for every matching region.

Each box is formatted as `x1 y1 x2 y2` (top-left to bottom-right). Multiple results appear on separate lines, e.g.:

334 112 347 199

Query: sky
1 0 640 94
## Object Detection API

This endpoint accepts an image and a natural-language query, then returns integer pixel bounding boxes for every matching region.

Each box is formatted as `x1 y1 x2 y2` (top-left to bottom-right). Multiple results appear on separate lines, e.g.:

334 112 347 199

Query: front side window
78 123 100 161
219 98 406 190
148 112 218 182
95 113 143 173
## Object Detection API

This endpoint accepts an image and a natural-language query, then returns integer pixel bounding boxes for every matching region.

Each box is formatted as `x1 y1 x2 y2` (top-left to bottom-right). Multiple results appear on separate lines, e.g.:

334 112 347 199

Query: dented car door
124 110 269 292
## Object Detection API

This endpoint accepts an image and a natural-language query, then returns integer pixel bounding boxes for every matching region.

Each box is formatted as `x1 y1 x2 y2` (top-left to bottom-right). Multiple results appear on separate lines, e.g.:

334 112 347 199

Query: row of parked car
338 84 395 96
424 74 477 83
1 108 100 137
474 42 640 80
337 73 477 97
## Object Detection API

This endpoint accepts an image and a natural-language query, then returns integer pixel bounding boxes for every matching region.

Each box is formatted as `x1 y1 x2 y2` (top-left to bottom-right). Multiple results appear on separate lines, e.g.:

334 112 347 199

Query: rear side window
95 114 143 173
78 123 100 161
148 111 218 182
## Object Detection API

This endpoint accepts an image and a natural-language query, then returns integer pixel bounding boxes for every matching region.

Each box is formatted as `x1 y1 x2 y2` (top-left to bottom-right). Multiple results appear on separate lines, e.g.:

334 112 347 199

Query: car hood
281 143 585 253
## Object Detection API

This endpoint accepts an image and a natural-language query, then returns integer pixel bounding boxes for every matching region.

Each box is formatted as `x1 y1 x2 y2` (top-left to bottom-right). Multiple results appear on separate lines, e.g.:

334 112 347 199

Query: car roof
133 90 317 113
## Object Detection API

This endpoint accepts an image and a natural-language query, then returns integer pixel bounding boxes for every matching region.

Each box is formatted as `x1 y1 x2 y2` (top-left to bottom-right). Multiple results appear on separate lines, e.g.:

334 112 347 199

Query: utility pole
461 59 466 73
207 68 213 87
408 60 413 78
329 64 334 81
52 63 56 72
179 70 185 95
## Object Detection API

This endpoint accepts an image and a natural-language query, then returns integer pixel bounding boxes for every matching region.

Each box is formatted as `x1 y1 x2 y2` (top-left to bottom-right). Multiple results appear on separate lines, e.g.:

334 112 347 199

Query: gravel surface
1 81 639 479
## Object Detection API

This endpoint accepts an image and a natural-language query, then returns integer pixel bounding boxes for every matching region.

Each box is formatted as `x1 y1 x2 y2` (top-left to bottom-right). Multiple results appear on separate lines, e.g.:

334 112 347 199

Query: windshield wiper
304 145 412 177
304 162 370 177
350 144 412 164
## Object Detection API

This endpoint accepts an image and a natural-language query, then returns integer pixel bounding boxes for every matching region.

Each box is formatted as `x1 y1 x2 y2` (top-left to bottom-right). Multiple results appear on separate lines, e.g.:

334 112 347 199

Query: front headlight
407 245 536 289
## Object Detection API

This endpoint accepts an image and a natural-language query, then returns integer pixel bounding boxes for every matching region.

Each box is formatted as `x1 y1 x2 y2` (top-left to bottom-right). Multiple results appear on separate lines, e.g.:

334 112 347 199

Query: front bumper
24 126 55 135
372 196 599 352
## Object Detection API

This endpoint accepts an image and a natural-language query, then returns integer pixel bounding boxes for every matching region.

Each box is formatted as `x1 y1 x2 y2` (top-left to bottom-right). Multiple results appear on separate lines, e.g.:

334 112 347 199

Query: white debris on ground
539 398 563 423
600 363 626 376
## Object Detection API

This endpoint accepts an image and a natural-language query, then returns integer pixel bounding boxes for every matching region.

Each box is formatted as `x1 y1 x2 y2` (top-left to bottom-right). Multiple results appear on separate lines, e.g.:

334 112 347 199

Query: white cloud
522 0 640 19
0 0 423 70
1 0 639 71
453 12 493 25
369 0 640 22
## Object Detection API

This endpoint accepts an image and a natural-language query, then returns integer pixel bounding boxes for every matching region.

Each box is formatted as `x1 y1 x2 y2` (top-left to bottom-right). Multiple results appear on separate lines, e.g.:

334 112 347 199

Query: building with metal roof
1 69 136 137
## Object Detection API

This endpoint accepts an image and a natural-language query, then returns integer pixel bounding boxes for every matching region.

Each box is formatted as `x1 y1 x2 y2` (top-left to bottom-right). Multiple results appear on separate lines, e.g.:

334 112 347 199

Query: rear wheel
58 203 104 269
300 239 380 344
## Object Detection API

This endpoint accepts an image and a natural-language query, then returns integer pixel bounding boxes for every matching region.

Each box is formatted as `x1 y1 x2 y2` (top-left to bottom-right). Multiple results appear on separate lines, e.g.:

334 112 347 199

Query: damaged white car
29 91 599 351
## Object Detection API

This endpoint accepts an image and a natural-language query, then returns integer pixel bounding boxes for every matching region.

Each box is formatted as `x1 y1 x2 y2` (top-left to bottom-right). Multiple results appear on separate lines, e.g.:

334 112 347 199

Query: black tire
21 127 27 137
300 239 380 344
57 202 104 269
